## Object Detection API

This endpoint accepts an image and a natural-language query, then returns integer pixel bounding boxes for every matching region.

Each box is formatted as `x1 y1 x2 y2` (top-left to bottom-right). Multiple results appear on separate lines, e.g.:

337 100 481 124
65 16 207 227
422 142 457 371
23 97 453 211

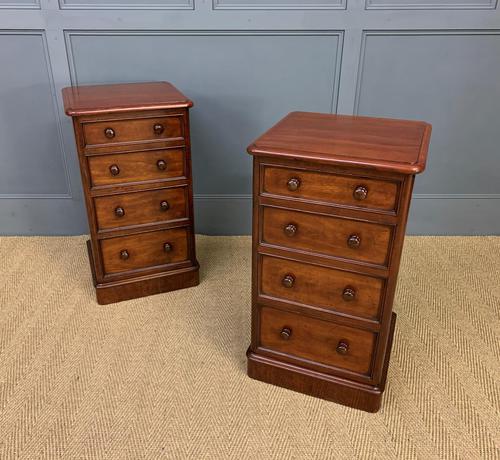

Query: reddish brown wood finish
260 254 384 321
249 111 431 174
247 112 430 411
262 206 393 267
248 312 397 413
88 148 186 188
86 242 198 305
262 165 399 213
78 110 187 155
82 114 184 149
64 82 199 304
94 186 188 231
260 306 376 376
100 227 189 275
62 81 193 116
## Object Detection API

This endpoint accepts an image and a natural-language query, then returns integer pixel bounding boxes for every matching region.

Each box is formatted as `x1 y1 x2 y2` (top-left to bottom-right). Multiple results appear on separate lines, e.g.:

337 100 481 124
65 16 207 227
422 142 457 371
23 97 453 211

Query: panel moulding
58 0 193 10
365 0 497 9
213 0 346 11
0 30 72 199
64 29 344 112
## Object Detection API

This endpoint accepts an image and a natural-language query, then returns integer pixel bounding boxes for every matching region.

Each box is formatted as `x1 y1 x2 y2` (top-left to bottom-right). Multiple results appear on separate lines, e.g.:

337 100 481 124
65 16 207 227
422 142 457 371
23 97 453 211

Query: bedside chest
246 112 431 412
63 82 199 304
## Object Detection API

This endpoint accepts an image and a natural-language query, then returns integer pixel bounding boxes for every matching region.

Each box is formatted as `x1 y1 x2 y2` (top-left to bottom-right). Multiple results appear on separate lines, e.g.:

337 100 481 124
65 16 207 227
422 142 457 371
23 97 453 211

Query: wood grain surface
62 81 193 116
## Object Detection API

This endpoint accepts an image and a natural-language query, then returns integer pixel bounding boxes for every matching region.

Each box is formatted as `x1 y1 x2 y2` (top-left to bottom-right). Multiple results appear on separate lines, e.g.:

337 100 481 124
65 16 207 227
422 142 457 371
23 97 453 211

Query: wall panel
66 31 342 194
213 0 345 10
355 31 500 197
0 31 69 197
0 0 39 9
59 0 193 10
365 0 497 9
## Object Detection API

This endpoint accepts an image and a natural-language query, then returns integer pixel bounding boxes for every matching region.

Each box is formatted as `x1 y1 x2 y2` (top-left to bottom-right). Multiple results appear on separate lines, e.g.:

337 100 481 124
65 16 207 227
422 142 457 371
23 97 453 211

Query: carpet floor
0 235 499 460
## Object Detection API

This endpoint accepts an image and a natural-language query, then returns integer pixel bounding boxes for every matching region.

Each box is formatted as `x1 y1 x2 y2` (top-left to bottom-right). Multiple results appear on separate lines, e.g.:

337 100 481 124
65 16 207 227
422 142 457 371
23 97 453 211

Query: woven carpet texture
0 236 499 459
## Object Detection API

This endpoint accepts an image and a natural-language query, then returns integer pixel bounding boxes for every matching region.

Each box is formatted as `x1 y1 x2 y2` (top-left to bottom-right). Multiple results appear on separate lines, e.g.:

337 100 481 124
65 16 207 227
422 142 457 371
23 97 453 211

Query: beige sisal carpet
0 235 499 460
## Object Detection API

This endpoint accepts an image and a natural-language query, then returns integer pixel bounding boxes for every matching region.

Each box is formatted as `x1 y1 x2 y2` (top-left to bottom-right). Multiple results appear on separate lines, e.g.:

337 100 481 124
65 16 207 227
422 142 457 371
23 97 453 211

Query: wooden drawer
262 207 392 267
260 255 384 321
262 165 398 213
100 227 189 276
260 306 375 376
88 149 185 188
82 114 183 149
94 186 188 232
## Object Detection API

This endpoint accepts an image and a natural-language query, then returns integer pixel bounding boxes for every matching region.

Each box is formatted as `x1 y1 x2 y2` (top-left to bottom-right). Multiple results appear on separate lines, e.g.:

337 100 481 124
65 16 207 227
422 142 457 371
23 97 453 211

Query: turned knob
157 159 167 170
353 185 368 201
109 164 120 176
347 234 361 249
160 201 169 211
153 124 165 135
120 249 129 260
336 340 349 355
287 177 301 192
342 287 356 301
163 242 173 253
284 223 297 237
282 274 295 288
280 327 292 340
114 206 125 218
104 127 115 139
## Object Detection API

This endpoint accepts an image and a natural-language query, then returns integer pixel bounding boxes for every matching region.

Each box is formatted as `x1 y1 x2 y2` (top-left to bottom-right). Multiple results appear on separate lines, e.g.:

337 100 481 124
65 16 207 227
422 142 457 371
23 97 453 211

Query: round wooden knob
353 185 368 201
109 164 120 176
280 327 292 340
336 340 349 355
284 223 297 237
104 127 115 139
287 177 301 191
114 206 125 218
160 201 169 211
163 242 173 253
347 234 361 249
342 287 356 301
120 249 129 260
157 159 167 170
153 124 165 135
282 274 295 288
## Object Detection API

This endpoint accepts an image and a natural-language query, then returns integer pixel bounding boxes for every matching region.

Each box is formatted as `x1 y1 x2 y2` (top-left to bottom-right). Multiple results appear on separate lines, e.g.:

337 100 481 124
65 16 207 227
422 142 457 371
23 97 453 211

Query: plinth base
247 312 396 412
86 240 199 305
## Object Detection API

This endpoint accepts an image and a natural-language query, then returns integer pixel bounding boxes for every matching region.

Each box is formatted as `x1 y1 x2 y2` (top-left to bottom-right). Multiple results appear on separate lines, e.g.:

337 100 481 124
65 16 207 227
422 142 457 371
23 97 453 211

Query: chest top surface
248 111 431 174
62 81 193 117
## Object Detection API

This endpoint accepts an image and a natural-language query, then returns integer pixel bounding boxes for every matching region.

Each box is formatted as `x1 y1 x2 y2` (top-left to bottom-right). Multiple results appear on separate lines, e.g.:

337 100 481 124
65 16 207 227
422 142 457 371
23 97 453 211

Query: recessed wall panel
0 0 39 8
214 0 345 10
365 0 496 9
356 32 500 195
60 0 192 9
0 32 68 196
66 32 342 194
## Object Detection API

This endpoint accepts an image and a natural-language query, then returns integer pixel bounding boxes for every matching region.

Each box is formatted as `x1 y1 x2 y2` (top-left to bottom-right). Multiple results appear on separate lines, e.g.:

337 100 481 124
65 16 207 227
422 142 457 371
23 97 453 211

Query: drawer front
82 115 183 148
94 187 188 231
262 207 392 267
260 306 375 376
260 255 383 321
88 149 185 187
263 166 398 212
100 227 189 275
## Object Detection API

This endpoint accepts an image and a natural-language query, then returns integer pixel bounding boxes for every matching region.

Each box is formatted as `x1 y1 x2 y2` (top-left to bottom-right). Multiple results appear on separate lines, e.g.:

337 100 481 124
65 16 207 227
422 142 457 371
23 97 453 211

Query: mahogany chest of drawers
246 111 431 412
63 82 199 304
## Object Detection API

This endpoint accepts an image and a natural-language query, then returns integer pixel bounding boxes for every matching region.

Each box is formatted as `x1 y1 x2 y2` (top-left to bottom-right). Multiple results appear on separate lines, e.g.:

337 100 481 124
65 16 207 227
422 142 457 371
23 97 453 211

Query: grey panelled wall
66 32 342 193
0 0 499 235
